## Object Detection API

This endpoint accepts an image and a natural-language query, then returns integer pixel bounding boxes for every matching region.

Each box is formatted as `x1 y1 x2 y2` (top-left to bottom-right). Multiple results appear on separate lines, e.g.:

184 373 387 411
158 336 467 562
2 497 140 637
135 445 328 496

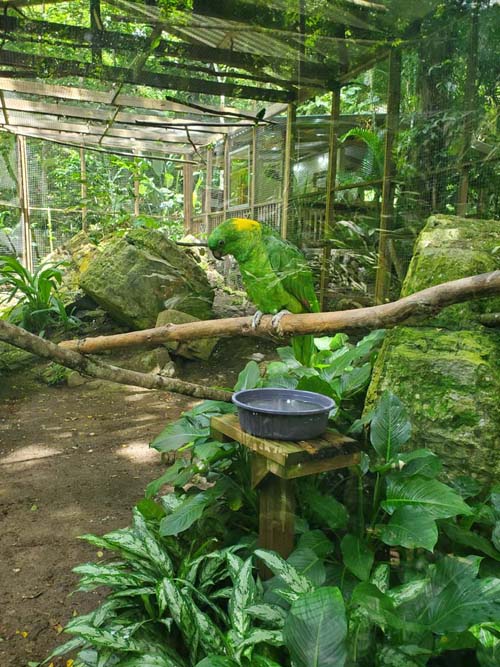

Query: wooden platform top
210 413 357 467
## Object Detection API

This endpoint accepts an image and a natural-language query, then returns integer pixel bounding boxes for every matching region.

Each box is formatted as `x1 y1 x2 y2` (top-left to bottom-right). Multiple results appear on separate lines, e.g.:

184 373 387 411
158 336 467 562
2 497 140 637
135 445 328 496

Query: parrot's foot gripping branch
271 309 292 335
251 310 264 329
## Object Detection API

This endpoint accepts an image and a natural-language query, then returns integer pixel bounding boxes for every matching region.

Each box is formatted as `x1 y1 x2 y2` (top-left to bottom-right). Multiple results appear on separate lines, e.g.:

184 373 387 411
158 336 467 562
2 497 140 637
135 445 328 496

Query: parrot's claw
251 310 264 329
271 309 292 334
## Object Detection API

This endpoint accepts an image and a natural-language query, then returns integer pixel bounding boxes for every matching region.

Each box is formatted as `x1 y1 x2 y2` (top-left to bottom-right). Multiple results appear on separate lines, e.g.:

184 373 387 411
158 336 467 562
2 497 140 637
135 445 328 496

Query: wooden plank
251 453 271 488
210 414 305 466
4 115 207 144
0 50 294 103
278 452 361 479
296 429 356 455
0 78 260 117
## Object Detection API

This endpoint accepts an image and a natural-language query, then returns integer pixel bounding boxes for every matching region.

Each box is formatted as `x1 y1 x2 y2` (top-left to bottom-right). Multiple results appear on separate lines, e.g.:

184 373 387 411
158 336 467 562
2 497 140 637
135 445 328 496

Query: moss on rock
79 229 214 329
402 214 500 328
366 326 500 481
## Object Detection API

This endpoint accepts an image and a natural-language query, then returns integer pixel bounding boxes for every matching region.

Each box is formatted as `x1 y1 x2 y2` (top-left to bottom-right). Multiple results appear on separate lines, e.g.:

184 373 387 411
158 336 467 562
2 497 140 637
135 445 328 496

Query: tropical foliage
47 337 500 667
0 255 78 334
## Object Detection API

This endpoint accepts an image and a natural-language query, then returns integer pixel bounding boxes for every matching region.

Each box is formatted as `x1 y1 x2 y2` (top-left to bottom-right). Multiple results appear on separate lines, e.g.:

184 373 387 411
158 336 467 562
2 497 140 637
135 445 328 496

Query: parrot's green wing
263 227 320 313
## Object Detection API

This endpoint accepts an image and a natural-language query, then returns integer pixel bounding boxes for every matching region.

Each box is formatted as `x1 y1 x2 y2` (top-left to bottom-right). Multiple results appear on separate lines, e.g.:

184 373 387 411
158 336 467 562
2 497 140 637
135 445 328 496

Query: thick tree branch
59 271 500 355
0 320 232 402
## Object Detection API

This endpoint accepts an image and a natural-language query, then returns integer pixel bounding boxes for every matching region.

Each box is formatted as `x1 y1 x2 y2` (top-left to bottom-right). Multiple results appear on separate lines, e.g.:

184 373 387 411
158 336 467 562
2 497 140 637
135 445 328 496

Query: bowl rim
232 387 335 416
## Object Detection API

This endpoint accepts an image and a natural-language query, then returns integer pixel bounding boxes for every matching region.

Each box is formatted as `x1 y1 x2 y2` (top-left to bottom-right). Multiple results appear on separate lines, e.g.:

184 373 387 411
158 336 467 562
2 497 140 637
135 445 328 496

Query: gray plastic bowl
232 388 335 441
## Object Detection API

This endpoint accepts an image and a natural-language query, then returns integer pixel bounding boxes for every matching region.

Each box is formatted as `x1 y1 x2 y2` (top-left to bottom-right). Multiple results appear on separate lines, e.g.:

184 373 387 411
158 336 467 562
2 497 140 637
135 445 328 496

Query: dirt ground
0 337 274 667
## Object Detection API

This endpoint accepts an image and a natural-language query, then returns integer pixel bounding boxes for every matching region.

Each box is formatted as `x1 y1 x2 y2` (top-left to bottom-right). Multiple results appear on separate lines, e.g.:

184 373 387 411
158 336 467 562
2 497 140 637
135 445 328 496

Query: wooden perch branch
60 271 500 355
0 320 232 402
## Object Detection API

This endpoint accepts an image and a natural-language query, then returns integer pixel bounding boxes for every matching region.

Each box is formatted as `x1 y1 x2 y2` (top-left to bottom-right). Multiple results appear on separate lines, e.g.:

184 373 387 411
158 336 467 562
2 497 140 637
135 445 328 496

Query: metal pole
374 48 402 305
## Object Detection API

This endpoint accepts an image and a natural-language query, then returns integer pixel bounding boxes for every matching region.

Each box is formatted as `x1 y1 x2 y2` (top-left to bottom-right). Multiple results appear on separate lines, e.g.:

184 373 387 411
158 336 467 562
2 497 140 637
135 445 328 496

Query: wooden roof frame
0 0 438 158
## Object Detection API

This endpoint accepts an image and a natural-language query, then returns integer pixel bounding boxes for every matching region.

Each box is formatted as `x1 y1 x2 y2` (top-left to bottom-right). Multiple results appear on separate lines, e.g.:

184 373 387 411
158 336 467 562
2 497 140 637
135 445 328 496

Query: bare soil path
0 337 272 667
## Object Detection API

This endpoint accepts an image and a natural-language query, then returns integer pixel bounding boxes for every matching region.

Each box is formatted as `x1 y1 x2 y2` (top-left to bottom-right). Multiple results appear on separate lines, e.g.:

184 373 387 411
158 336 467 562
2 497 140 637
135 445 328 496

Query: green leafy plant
0 255 79 334
47 379 500 667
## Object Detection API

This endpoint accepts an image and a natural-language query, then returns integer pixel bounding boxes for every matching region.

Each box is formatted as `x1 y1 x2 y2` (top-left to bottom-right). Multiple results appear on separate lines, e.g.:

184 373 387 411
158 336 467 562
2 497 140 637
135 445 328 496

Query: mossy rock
366 326 500 482
402 214 500 328
79 229 214 329
156 309 219 361
0 341 36 373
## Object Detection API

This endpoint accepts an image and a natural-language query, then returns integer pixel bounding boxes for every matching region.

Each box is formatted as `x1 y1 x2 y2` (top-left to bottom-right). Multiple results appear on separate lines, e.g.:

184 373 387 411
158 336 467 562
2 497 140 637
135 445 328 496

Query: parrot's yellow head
207 218 262 261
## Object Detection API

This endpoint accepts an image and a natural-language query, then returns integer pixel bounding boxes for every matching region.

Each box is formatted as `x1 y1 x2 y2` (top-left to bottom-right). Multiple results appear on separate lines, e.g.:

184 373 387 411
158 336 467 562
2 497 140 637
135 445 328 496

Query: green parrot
207 217 319 365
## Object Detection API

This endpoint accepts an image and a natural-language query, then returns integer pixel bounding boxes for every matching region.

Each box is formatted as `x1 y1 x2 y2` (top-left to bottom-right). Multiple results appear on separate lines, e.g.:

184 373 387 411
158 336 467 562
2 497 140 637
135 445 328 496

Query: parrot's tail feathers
292 334 315 367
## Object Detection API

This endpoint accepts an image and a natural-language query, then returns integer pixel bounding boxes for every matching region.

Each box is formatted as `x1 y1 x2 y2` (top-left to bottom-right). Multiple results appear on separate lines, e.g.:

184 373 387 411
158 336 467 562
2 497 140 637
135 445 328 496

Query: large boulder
79 229 214 329
402 214 500 328
365 214 500 482
156 309 219 360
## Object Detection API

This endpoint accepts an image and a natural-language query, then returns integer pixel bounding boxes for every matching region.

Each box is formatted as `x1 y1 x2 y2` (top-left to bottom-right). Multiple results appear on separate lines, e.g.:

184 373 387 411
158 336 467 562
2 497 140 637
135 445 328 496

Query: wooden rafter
0 49 294 102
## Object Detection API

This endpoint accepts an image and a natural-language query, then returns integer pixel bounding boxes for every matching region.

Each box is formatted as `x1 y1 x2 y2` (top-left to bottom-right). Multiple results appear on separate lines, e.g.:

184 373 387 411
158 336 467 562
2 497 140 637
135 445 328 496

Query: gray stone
365 214 500 482
79 229 214 329
156 309 219 361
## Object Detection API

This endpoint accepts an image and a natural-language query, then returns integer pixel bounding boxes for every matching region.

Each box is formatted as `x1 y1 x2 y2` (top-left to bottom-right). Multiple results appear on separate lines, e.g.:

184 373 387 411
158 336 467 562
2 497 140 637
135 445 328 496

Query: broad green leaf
44 636 86 662
395 449 442 479
442 522 500 561
236 628 283 652
375 645 430 667
145 460 193 498
398 556 500 634
117 655 181 667
73 563 151 591
370 391 411 462
132 508 174 575
341 534 374 582
234 361 261 390
254 549 314 595
339 363 372 397
228 556 256 635
288 547 326 586
245 604 286 627
490 485 500 514
493 523 500 552
159 492 212 536
370 563 390 593
151 418 209 452
451 476 482 499
382 476 473 519
350 582 409 631
277 346 302 369
299 483 348 532
187 401 236 417
313 334 349 351
284 587 347 667
195 659 238 667
158 578 199 656
64 618 143 652
380 507 438 551
297 530 334 558
296 375 336 400
135 498 165 521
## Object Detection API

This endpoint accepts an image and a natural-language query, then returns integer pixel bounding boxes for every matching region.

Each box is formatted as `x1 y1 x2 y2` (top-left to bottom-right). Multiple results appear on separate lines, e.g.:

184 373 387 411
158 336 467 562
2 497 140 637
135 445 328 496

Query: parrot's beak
212 249 223 260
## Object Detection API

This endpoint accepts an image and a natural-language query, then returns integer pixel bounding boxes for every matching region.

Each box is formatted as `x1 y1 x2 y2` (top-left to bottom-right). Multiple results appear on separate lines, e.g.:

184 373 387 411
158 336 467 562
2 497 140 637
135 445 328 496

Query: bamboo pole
58 271 500 354
250 125 257 218
80 146 88 231
374 48 402 304
456 2 479 216
319 88 341 309
16 134 33 272
183 157 193 234
281 102 296 240
204 146 213 231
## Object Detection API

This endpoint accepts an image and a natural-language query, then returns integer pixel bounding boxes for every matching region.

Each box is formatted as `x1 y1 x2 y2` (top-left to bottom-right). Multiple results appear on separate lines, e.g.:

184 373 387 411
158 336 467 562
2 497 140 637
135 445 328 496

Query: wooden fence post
374 47 402 304
281 102 296 240
16 135 33 272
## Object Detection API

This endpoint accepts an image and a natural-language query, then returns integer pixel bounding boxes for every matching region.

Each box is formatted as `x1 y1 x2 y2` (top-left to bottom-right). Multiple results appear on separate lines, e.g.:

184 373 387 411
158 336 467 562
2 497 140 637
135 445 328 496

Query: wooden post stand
210 414 360 576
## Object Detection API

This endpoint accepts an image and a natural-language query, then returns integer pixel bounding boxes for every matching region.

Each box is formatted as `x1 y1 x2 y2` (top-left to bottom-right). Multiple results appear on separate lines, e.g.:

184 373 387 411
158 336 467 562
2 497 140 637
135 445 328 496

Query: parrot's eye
218 239 225 248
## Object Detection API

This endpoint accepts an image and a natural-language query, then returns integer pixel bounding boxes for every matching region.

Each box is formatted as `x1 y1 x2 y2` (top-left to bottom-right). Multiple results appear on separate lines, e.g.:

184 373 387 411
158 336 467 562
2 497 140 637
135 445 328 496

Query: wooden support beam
0 77 260 117
281 102 296 240
320 87 341 309
457 2 480 216
80 147 87 231
16 135 33 272
0 50 294 103
183 159 194 234
374 48 401 304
